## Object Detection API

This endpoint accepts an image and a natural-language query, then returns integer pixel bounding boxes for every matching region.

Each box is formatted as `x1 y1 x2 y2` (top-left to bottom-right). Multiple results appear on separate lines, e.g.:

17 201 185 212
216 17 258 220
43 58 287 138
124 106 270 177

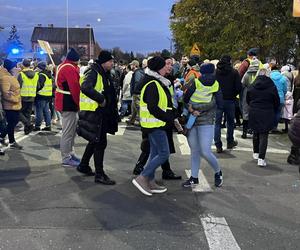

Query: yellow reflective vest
140 80 172 128
79 73 104 111
20 71 39 97
37 73 53 97
190 79 219 103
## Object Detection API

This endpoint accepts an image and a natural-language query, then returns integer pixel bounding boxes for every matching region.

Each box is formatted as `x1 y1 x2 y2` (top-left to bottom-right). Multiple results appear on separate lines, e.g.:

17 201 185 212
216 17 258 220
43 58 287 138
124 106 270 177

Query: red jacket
55 60 80 112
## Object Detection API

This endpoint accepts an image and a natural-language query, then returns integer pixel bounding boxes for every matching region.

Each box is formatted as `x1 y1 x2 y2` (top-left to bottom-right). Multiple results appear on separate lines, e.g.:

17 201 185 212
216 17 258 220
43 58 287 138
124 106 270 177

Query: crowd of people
0 47 300 196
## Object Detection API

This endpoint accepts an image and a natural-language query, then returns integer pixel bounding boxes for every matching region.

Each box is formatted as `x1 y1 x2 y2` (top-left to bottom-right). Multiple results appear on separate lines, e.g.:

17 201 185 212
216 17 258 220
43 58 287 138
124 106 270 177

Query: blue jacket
270 71 287 104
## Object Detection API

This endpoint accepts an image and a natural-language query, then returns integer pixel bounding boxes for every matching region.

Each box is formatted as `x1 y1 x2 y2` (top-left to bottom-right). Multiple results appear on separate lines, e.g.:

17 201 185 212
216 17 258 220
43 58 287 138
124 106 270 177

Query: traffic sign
190 43 200 56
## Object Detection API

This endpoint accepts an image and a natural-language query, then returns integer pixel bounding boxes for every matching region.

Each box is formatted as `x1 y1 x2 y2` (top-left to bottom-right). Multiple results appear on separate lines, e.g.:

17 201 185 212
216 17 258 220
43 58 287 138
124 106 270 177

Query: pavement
0 122 299 250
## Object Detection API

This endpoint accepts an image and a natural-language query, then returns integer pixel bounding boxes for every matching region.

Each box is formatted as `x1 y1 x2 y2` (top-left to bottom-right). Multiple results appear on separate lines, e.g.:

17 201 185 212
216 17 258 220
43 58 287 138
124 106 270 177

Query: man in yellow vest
17 59 40 135
77 51 119 185
34 61 53 131
132 56 176 196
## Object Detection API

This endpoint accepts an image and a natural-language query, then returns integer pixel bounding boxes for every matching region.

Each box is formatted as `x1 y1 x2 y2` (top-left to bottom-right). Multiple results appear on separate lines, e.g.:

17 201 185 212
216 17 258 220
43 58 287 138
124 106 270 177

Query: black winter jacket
77 62 119 143
216 61 242 100
246 75 280 133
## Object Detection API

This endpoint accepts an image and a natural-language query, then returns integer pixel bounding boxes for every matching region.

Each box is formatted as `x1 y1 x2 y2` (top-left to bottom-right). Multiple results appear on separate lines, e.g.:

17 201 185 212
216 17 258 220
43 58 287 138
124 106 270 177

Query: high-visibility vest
79 73 104 111
190 79 219 103
140 80 172 128
20 71 39 97
38 73 53 96
55 63 77 95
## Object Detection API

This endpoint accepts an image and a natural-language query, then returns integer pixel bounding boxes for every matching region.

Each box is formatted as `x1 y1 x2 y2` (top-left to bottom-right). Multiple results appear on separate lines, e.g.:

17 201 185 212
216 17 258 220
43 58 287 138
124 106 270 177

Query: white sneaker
258 158 267 167
253 153 259 160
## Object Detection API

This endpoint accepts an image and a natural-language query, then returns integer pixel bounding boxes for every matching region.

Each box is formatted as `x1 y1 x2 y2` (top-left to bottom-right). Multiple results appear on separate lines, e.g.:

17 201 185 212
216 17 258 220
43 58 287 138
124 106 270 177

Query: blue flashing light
11 48 19 54
39 50 45 55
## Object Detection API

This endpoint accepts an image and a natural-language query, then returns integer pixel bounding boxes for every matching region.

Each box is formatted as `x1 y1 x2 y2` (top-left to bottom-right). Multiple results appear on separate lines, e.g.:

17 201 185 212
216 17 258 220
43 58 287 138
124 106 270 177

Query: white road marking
185 169 212 192
201 214 241 250
176 134 191 155
114 125 126 136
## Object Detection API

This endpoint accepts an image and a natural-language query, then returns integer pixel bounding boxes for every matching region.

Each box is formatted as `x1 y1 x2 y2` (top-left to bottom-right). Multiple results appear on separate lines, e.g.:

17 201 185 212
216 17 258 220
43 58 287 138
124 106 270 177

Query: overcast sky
0 0 176 54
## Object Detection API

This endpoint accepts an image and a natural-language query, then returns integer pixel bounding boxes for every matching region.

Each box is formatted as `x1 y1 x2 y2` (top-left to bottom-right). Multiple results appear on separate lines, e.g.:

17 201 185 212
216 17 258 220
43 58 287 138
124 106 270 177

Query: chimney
37 24 42 27
48 24 54 28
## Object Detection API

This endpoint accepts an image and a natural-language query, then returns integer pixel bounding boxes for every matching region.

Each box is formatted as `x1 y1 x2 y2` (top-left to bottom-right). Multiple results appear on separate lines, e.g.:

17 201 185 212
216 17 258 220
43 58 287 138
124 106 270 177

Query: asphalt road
0 122 299 250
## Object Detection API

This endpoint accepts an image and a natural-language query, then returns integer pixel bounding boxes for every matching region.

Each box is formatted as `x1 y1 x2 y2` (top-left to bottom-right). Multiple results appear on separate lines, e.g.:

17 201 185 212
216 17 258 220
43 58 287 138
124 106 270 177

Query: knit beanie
161 49 171 60
148 56 166 72
220 55 232 63
22 58 31 67
200 63 215 75
66 48 80 62
188 59 197 67
37 61 47 70
4 59 17 72
97 50 114 65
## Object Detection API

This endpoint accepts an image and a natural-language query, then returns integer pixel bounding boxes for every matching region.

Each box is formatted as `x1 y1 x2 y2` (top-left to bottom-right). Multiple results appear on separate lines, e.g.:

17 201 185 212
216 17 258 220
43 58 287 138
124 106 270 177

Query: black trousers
80 130 107 175
19 101 33 128
1 110 20 143
253 132 269 159
135 151 171 171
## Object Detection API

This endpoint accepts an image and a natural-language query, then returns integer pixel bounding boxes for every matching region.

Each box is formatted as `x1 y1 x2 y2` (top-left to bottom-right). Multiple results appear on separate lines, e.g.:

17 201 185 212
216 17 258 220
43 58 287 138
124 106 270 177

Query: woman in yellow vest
182 63 223 188
77 51 119 185
132 56 176 196
34 62 53 131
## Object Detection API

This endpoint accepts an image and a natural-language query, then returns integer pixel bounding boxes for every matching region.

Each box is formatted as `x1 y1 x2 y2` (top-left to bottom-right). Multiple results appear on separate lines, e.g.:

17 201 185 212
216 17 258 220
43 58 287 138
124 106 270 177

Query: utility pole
66 0 69 52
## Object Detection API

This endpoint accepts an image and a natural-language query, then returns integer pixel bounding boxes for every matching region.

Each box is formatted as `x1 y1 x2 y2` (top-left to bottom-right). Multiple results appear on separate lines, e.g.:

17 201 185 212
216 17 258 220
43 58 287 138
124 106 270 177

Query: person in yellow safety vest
34 61 53 131
181 63 223 188
17 58 41 135
132 56 177 197
76 50 119 185
238 48 263 78
132 53 182 181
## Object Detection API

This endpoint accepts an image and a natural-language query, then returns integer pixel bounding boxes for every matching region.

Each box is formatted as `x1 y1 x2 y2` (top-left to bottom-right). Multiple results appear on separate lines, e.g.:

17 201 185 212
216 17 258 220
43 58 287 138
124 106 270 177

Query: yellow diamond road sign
190 43 200 56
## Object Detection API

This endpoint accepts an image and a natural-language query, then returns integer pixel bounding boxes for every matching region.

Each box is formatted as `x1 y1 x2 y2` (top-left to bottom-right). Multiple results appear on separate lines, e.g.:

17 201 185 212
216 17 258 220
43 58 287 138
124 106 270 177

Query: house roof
31 27 95 44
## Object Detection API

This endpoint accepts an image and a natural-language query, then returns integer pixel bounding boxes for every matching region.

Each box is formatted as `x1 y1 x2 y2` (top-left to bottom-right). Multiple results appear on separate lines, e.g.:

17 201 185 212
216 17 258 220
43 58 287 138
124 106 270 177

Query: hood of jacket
21 68 36 79
253 75 275 90
0 67 10 77
270 70 284 82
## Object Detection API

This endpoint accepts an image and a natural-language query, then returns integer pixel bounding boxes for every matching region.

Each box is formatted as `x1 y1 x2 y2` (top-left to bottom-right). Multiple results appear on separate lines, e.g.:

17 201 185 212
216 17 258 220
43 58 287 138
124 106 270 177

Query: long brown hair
294 64 300 87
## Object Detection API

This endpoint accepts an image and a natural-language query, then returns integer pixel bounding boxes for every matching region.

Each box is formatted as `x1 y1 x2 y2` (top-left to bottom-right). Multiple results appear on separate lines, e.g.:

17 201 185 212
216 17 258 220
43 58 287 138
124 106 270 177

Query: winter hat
22 58 31 67
97 50 114 65
188 59 197 67
247 48 258 57
281 65 291 73
200 63 215 74
161 49 171 60
37 61 47 71
147 56 166 72
66 48 80 62
130 60 140 68
4 59 17 72
220 55 232 63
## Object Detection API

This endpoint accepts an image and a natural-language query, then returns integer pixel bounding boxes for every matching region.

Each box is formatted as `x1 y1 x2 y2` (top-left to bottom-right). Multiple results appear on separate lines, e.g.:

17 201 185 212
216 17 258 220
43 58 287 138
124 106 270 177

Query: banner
293 0 300 17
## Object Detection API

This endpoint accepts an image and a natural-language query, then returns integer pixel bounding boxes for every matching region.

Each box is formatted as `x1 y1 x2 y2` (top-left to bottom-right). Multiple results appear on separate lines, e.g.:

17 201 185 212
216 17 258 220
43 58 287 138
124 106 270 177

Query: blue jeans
188 125 221 178
214 100 235 148
141 129 170 180
119 100 132 117
35 99 51 127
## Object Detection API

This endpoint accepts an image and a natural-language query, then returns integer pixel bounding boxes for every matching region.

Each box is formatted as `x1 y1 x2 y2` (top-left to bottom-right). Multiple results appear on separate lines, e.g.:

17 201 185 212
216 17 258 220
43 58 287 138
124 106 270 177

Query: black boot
77 164 95 176
162 169 182 180
95 173 116 185
241 120 248 139
133 151 148 175
287 146 300 165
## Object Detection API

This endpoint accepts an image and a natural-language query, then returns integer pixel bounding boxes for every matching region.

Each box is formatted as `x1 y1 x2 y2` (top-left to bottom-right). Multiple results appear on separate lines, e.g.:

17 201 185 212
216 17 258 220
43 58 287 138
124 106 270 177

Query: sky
0 0 176 54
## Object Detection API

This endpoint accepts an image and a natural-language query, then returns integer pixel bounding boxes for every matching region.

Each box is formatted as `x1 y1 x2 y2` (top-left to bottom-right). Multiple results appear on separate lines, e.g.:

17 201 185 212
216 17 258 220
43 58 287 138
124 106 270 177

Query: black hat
4 59 17 72
98 50 114 65
22 58 31 67
220 55 232 63
247 48 259 57
66 48 80 62
148 56 166 72
161 49 171 60
200 63 215 75
188 59 197 67
37 61 47 70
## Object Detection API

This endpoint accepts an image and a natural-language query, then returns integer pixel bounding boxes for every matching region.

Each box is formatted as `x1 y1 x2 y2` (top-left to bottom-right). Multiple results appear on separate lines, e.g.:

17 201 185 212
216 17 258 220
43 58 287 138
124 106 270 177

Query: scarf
145 68 171 88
